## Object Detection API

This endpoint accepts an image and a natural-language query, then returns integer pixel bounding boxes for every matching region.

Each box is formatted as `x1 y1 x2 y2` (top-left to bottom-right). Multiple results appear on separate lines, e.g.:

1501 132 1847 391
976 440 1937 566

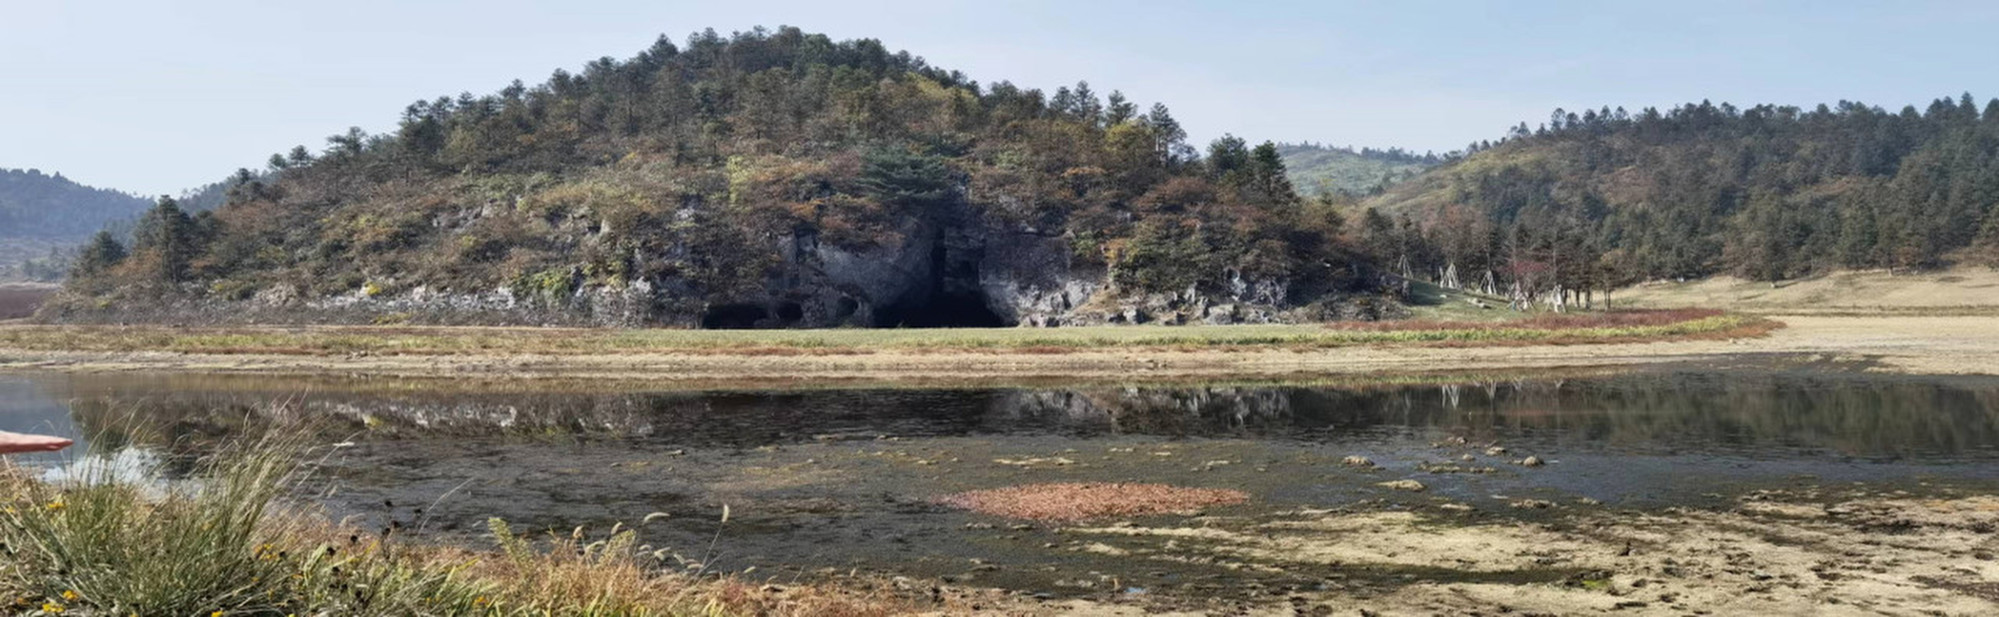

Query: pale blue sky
3 0 1995 196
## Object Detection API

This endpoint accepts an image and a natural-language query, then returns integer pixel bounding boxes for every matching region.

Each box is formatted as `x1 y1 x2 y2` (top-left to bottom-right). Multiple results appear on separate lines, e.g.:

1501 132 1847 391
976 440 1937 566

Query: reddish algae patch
939 482 1249 522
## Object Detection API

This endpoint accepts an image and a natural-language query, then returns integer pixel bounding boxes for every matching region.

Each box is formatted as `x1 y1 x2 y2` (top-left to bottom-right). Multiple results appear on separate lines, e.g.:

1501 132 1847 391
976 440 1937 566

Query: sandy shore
0 315 1993 382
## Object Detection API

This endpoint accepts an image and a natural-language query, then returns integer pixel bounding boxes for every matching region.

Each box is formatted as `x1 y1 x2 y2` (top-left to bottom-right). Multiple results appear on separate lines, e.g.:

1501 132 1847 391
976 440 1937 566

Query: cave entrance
871 239 1014 328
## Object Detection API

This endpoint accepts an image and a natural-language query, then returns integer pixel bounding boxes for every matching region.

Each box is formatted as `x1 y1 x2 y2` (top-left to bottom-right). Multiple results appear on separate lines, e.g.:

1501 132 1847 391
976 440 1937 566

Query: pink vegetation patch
938 482 1249 522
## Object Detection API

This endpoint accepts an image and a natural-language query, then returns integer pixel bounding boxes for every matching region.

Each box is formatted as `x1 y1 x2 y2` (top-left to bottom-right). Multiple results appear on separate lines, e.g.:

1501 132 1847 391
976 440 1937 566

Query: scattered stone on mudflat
1342 456 1376 468
1486 446 1509 456
937 483 1249 522
1378 479 1426 492
1511 499 1557 509
1460 454 1477 462
1520 455 1546 467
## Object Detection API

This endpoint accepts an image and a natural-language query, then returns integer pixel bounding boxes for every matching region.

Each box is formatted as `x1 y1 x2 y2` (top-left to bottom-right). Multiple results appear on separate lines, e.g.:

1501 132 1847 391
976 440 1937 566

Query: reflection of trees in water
985 375 1999 457
991 388 1297 437
53 373 1999 458
66 394 667 451
65 388 1003 449
1529 374 1999 457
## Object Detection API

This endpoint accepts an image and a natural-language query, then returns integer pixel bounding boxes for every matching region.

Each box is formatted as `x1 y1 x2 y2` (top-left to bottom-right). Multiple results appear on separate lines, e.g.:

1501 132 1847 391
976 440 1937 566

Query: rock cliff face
41 197 1394 328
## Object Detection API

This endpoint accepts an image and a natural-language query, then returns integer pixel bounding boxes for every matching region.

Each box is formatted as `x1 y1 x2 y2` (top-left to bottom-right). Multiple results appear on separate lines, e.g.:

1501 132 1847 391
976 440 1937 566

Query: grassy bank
0 442 904 616
0 310 1773 357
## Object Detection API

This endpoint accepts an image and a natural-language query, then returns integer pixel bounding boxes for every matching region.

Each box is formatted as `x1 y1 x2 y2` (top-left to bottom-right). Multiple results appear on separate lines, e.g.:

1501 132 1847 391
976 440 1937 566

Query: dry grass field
1614 267 1999 314
0 284 55 320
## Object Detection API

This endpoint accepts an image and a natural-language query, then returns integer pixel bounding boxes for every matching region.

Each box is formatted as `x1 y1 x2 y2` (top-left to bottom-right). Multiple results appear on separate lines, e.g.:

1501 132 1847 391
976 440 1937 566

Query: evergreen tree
132 196 198 283
72 230 127 278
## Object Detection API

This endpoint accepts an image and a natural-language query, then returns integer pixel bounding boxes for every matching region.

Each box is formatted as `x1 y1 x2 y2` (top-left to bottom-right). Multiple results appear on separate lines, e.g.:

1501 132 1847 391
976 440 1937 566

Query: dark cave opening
871 238 1013 328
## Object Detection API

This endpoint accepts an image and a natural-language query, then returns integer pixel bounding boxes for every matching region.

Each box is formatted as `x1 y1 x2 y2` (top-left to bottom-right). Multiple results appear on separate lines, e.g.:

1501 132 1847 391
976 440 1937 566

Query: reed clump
0 439 902 616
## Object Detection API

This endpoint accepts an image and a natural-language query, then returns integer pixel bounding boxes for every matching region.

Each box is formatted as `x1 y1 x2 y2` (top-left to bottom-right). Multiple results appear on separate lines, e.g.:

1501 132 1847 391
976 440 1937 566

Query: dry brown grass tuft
939 483 1249 522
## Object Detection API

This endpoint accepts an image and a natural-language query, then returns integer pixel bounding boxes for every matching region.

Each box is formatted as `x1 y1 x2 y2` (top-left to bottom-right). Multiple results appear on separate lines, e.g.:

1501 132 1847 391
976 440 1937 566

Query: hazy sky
4 0 1996 196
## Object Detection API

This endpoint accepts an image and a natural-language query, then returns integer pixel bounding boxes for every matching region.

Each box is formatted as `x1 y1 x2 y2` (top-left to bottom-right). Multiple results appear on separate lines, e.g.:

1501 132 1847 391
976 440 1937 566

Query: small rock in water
1378 479 1426 492
1486 446 1508 456
1520 456 1545 467
1510 499 1556 509
1460 454 1476 462
1342 456 1376 468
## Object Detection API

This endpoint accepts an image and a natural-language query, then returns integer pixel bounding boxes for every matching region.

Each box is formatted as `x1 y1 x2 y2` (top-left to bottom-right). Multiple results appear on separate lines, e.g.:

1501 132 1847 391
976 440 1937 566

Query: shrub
0 432 904 616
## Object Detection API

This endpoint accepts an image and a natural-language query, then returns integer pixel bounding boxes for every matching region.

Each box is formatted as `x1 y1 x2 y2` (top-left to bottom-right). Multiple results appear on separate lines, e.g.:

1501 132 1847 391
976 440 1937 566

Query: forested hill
49 27 1383 327
0 169 152 240
1368 96 1999 288
1276 143 1439 196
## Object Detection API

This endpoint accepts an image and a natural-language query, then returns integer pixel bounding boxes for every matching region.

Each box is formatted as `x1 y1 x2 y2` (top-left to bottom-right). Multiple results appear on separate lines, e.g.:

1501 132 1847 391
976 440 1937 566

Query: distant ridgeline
1367 97 1999 300
0 169 153 240
0 169 154 281
1275 143 1440 197
47 27 1396 327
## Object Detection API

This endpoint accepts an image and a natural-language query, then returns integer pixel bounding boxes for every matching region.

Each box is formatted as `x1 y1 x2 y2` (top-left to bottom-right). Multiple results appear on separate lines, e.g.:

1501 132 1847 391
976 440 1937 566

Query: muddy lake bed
8 365 1999 611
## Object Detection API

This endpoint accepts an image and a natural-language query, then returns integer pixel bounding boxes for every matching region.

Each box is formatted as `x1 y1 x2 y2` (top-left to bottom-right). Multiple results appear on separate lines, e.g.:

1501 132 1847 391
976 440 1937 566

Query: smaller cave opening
700 303 770 329
833 297 860 321
775 301 804 323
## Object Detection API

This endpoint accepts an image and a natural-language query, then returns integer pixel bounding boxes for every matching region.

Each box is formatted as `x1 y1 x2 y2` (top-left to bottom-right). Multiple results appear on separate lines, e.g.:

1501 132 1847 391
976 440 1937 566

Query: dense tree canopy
1370 95 1999 293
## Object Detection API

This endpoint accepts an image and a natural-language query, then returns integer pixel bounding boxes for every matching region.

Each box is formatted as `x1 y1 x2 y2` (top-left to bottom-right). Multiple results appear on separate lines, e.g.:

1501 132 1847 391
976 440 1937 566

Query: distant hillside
0 169 155 281
1275 143 1439 196
1364 97 1999 298
48 27 1387 327
0 169 151 240
0 169 238 281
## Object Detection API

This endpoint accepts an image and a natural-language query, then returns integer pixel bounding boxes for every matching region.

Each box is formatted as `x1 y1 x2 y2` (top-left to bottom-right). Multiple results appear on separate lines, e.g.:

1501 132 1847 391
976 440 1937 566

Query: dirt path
0 315 1993 382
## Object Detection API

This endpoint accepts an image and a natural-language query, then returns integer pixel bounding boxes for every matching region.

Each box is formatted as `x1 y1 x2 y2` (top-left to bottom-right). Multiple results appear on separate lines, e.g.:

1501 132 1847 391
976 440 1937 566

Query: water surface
6 368 1999 598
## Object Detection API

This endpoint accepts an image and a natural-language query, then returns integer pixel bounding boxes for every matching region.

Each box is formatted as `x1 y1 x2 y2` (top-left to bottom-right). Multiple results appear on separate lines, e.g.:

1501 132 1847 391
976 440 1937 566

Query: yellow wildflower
41 602 64 613
43 500 63 511
58 591 77 602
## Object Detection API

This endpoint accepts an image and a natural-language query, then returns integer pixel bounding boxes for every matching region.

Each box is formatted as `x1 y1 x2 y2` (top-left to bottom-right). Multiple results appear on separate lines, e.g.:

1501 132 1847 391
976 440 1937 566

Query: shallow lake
6 367 1999 598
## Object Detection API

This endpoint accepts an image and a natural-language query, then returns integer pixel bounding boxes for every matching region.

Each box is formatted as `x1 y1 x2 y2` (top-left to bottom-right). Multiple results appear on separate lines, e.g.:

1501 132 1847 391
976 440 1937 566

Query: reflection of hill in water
46 372 1999 459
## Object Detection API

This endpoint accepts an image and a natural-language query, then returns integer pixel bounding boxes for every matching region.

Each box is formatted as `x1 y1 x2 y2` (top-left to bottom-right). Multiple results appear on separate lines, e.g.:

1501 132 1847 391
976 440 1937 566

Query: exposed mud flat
1005 489 1999 615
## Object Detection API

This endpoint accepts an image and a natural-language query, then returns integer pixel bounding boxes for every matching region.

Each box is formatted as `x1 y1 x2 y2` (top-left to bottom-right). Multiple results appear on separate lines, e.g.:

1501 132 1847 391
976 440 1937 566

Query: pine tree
72 230 127 278
133 196 198 282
